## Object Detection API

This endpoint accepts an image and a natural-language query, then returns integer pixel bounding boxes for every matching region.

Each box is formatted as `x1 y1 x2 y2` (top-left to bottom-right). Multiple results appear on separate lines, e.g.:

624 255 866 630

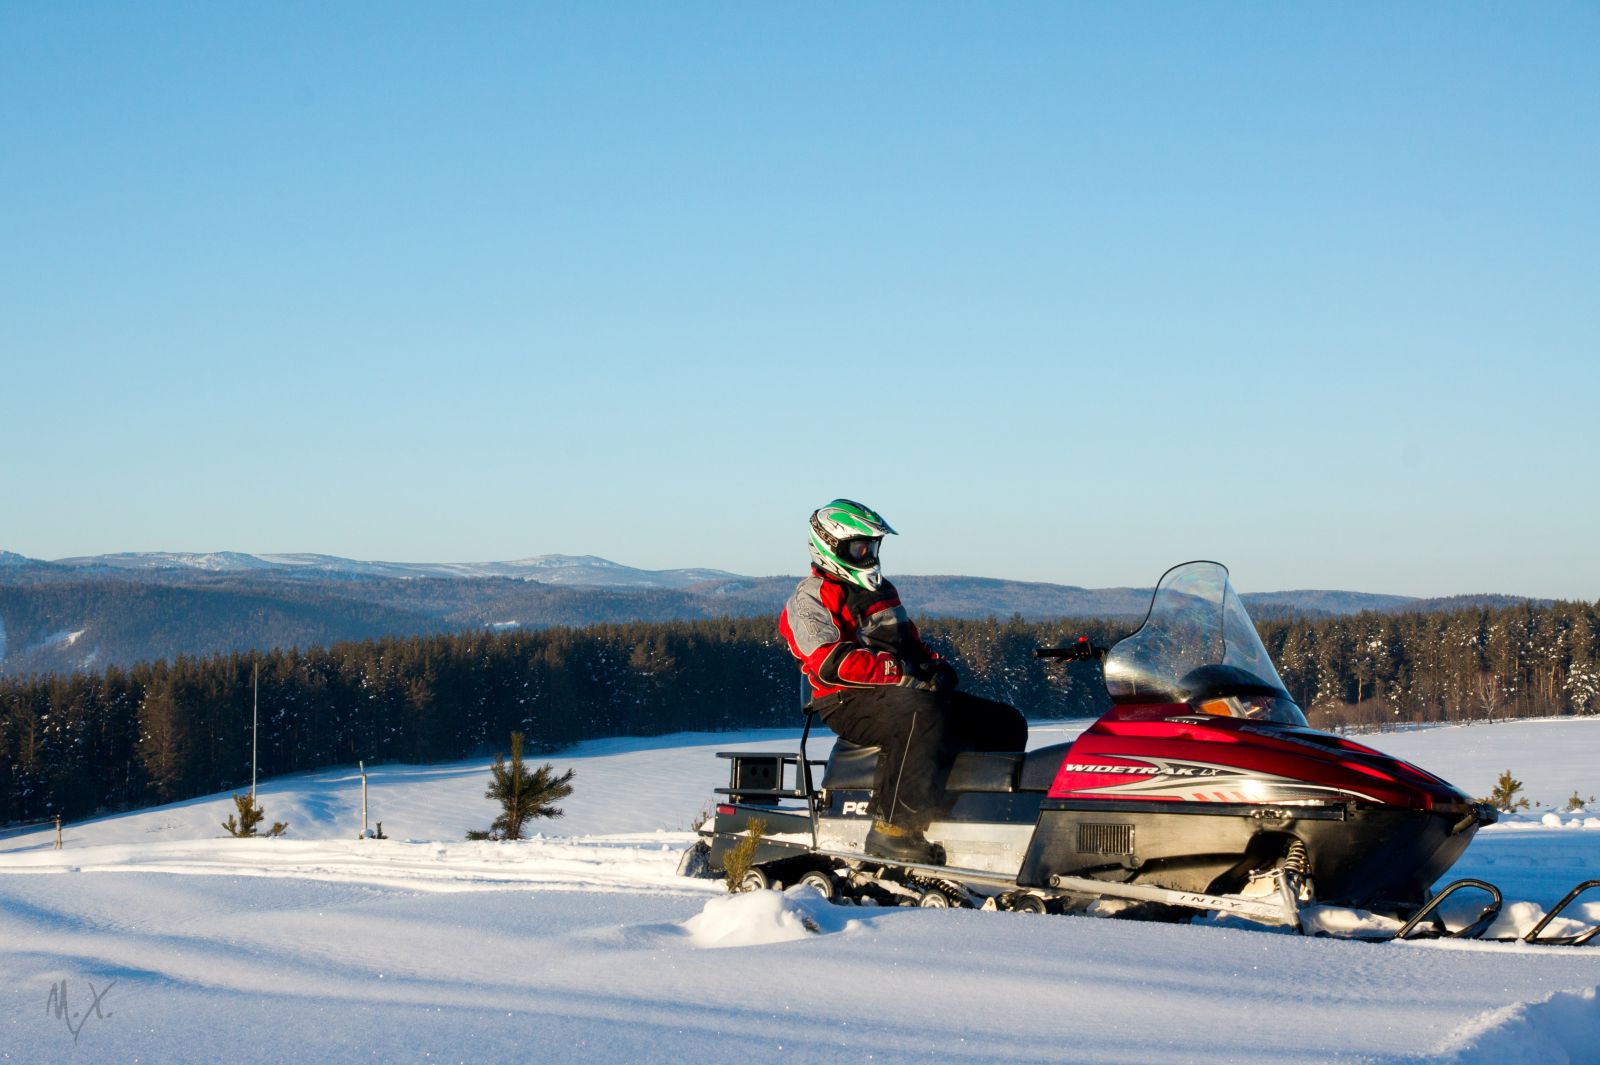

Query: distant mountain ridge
38 551 740 589
0 549 1554 675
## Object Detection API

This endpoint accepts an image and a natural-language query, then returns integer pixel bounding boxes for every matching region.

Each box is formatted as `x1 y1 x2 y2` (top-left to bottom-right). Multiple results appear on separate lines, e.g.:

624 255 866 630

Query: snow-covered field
4 720 1600 1064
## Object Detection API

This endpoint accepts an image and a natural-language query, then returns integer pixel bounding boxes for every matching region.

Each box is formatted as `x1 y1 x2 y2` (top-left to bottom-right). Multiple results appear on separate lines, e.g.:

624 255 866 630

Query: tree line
2 600 1597 825
1265 599 1600 729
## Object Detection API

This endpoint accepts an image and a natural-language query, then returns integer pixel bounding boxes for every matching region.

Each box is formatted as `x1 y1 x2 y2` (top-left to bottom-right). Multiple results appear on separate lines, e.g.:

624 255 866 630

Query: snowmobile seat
947 751 1023 793
820 741 880 790
1017 742 1075 792
821 741 1024 793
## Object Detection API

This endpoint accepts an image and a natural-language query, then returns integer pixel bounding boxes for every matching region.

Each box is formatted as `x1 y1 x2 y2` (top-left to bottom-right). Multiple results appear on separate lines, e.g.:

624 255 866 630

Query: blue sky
2 4 1596 598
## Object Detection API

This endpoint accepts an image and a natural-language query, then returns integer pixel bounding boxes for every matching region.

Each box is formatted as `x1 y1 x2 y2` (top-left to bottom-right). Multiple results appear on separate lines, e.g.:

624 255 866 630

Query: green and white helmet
809 499 896 590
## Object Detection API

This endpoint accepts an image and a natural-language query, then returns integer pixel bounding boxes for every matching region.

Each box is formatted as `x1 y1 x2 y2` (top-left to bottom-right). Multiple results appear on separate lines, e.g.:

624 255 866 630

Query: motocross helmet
809 499 896 590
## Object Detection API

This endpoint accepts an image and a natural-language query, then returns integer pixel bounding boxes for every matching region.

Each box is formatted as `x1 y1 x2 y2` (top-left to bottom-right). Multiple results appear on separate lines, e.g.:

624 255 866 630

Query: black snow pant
816 686 1028 831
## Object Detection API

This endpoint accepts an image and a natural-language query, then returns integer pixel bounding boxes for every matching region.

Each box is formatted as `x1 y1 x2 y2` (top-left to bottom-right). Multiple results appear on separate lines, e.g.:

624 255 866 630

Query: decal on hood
1056 756 1377 804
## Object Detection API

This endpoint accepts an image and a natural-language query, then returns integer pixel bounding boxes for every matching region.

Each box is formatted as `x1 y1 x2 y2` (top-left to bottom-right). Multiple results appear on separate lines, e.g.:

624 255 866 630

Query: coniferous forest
2 600 1598 826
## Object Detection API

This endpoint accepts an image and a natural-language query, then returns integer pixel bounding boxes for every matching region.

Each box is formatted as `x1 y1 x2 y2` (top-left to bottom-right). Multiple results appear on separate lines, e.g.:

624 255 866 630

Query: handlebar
1035 637 1107 662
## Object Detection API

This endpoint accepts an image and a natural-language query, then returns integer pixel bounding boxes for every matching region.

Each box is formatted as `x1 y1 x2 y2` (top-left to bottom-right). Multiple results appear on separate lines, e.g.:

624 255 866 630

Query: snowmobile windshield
1102 562 1305 725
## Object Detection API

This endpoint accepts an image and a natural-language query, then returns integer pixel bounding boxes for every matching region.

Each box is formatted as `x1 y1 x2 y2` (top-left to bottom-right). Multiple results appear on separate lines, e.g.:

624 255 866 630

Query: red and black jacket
779 568 939 700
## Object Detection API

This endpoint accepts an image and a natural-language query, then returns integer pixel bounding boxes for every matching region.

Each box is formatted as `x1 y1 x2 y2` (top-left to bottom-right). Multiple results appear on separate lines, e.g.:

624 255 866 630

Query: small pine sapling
469 731 575 841
222 793 288 837
1481 770 1531 813
222 793 263 837
721 817 768 893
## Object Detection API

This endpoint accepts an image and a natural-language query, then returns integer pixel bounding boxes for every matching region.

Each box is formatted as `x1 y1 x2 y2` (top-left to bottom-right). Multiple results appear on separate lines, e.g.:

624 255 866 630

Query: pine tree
1483 770 1530 813
222 792 287 837
721 817 768 893
474 731 574 841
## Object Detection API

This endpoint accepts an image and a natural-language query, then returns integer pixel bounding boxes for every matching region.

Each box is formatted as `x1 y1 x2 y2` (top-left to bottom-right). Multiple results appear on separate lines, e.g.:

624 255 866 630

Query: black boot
864 820 942 865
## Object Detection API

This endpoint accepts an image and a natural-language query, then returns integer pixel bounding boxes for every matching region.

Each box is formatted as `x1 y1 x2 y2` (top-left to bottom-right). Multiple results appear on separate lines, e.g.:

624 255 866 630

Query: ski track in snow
4 720 1600 1064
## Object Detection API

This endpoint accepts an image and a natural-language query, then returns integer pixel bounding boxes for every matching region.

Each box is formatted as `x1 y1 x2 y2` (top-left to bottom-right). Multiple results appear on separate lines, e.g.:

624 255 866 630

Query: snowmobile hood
1049 705 1476 812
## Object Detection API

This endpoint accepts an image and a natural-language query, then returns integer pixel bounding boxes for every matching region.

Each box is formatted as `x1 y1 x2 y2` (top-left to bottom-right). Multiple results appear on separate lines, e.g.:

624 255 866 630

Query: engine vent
1077 823 1134 855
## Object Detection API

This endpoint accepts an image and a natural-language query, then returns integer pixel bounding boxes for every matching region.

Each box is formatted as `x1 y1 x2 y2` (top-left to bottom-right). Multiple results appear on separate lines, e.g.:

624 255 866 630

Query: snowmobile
684 561 1600 942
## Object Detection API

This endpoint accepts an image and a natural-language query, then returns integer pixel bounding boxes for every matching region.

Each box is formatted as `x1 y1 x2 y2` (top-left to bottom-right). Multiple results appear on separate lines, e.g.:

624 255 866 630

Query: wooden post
54 815 62 850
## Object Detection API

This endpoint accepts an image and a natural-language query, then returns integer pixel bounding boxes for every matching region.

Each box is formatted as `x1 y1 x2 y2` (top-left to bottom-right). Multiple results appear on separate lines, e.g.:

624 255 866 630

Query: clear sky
2 3 1596 599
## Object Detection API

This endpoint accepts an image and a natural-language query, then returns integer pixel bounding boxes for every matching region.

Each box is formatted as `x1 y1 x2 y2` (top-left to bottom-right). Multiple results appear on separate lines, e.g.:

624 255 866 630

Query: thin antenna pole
251 659 259 800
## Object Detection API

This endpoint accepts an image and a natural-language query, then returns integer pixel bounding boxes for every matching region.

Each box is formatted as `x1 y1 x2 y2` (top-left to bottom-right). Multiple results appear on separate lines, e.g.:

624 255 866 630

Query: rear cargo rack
715 751 825 806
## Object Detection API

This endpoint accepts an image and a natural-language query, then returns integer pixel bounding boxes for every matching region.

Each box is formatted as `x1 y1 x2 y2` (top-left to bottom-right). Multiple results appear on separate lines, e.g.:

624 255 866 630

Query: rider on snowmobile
779 499 1028 863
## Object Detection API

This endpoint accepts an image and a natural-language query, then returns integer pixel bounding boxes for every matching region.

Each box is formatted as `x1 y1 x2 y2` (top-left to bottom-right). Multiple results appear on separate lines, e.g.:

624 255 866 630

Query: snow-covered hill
4 720 1600 1064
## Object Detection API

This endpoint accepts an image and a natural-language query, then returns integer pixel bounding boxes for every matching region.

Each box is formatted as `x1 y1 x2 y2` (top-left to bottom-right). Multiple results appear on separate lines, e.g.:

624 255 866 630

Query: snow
678 885 857 948
13 628 88 659
4 719 1600 1064
1357 719 1600 808
1432 985 1600 1065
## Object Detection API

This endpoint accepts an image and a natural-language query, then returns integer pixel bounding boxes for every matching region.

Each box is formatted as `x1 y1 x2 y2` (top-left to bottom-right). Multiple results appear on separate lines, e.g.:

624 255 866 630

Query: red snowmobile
686 562 1598 942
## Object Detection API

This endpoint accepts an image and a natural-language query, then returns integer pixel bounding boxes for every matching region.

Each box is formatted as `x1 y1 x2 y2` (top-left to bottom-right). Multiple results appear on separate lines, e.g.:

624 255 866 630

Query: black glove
898 659 943 692
933 660 959 692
